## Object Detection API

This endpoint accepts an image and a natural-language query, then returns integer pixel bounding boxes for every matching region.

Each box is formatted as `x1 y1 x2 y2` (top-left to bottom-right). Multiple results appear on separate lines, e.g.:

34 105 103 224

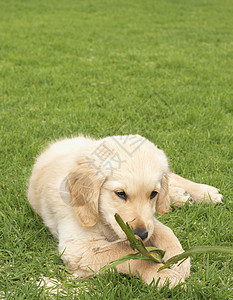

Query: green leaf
147 250 165 263
159 246 233 271
114 213 141 251
146 247 165 259
114 214 164 263
100 252 159 273
100 254 140 273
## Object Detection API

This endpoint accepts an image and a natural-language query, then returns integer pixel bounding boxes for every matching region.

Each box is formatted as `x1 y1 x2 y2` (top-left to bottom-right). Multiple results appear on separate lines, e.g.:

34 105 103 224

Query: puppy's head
67 135 170 241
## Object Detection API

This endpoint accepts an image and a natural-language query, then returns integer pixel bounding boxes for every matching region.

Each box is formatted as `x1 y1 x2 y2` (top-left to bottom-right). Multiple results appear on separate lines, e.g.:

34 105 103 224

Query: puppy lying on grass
28 135 222 288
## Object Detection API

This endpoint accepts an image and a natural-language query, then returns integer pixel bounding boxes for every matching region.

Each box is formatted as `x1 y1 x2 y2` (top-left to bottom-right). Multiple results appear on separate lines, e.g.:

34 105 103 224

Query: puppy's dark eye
150 191 158 199
115 191 127 201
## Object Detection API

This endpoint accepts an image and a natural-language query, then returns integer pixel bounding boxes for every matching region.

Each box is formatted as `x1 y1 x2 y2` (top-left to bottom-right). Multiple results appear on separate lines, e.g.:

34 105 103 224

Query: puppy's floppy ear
67 158 105 227
156 174 170 215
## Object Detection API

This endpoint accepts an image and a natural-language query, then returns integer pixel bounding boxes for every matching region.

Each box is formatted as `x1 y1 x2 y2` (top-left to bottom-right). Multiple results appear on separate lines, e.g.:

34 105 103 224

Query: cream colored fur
27 135 222 288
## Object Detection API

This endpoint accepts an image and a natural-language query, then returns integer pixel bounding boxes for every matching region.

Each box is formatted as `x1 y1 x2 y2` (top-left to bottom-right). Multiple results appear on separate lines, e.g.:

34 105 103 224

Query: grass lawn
0 0 232 298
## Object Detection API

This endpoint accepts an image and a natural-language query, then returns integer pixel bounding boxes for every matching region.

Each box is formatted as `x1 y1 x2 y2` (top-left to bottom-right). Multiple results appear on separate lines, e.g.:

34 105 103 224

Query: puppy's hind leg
168 185 192 207
169 173 223 204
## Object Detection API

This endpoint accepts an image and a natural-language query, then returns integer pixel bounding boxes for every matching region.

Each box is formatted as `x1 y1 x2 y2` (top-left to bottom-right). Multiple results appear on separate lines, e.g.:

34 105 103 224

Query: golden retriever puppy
27 135 222 288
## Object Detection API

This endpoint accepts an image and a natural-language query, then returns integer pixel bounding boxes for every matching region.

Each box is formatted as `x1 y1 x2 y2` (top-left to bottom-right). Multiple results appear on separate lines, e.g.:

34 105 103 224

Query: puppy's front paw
170 257 190 278
154 268 184 289
144 264 184 289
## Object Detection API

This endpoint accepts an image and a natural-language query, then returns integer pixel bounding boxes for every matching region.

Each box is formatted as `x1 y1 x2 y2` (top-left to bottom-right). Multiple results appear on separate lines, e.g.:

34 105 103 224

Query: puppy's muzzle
133 228 148 240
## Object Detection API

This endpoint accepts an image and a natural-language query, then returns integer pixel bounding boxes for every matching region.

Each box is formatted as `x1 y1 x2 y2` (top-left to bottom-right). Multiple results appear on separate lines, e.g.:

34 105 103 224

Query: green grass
0 0 232 298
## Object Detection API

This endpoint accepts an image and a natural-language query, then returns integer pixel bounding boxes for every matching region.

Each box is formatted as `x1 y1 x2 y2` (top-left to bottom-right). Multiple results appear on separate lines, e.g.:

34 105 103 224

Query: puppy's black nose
133 229 148 240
